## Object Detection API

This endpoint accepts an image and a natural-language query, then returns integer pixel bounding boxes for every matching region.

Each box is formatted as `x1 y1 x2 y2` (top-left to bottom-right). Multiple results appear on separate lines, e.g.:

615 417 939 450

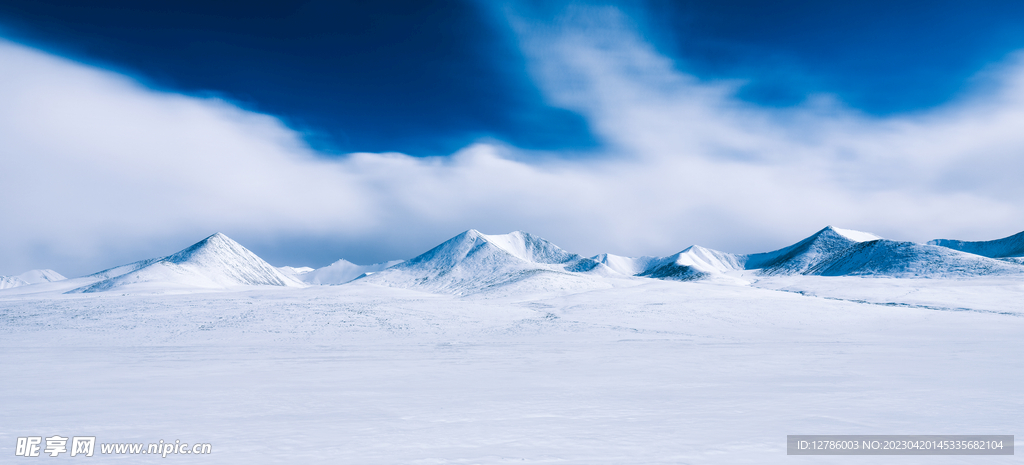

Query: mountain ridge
929 230 1024 258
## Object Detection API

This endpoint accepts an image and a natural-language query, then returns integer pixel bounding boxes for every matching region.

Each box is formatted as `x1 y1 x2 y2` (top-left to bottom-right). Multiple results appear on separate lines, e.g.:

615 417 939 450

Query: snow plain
2 274 1021 464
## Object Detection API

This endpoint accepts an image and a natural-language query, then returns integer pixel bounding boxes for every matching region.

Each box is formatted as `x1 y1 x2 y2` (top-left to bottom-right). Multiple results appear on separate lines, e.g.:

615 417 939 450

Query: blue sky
2 1 1024 276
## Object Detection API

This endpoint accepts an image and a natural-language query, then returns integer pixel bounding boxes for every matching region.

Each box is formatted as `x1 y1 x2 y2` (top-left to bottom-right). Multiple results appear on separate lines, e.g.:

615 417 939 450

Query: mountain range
2 226 1023 295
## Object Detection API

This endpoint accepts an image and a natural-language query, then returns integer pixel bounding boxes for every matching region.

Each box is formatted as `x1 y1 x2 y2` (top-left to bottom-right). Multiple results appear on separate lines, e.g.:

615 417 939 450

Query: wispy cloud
2 6 1023 276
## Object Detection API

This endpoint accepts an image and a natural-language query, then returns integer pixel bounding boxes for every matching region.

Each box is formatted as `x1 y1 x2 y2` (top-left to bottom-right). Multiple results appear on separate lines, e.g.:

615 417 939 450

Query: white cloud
2 7 1024 276
508 6 1024 249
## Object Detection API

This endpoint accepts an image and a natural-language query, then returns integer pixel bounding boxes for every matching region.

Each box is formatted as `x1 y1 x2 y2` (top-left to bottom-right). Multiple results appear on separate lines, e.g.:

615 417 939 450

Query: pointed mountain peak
301 258 403 285
164 232 247 264
16 269 66 284
477 230 576 265
743 226 880 274
361 229 605 295
198 232 234 247
679 244 716 254
70 233 302 293
820 226 881 242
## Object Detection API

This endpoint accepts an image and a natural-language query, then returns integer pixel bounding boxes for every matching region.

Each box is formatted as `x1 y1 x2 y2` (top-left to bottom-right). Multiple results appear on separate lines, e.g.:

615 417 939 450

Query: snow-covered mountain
359 230 610 295
929 230 1024 258
742 226 881 275
597 226 1022 281
70 233 304 293
638 245 744 281
591 253 661 276
0 276 28 289
298 259 403 285
277 266 315 278
17 269 66 284
0 269 66 289
86 258 163 281
808 240 1024 277
601 226 879 281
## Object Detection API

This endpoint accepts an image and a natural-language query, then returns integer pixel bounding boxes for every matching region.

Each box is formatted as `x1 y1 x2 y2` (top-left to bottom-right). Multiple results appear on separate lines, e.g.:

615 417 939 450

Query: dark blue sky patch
0 0 598 156
636 0 1024 113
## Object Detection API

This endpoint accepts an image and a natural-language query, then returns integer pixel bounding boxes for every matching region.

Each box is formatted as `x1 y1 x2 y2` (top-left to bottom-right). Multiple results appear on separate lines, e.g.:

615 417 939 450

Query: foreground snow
1 277 1021 464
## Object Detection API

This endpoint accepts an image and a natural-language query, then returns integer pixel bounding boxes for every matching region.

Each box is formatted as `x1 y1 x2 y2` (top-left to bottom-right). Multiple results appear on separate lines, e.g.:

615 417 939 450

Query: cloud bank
2 7 1024 276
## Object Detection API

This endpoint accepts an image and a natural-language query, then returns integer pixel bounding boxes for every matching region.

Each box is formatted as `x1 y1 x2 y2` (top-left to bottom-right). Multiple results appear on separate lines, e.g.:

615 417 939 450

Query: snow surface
3 227 1024 463
930 229 1024 258
1 277 1021 464
69 233 304 293
299 259 403 285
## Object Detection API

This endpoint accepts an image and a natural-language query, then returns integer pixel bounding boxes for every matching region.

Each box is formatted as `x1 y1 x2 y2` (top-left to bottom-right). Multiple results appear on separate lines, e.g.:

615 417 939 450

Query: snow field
1 279 1021 464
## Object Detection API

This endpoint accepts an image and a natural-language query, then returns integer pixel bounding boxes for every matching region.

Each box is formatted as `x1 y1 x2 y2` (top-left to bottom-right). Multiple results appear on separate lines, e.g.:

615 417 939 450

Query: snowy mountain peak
742 226 875 275
675 245 744 271
164 232 239 264
823 226 882 243
300 258 403 285
0 269 66 290
591 253 661 276
360 230 607 295
408 229 582 268
638 245 743 281
70 233 303 293
474 230 580 265
16 269 66 284
0 276 29 289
